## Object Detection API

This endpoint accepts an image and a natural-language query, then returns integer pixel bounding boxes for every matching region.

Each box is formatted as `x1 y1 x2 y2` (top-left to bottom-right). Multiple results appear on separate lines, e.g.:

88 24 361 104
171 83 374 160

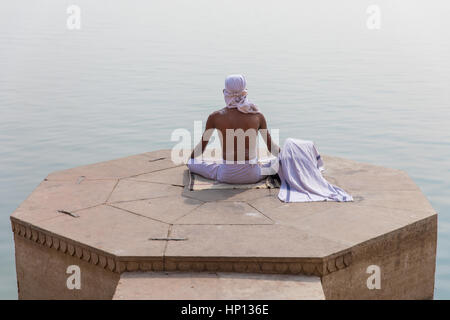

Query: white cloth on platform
223 74 260 114
277 138 353 202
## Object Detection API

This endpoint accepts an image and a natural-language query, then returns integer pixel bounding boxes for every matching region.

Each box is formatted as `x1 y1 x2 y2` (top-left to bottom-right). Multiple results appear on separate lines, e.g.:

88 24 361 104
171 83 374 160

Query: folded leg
187 158 221 181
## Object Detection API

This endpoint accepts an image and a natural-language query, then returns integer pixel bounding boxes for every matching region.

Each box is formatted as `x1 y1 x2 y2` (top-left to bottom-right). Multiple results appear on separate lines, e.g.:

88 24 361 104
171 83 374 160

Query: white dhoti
187 158 268 184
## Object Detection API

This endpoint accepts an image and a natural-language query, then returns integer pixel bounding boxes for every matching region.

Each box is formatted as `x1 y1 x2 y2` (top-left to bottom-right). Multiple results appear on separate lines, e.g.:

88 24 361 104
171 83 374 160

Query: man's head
225 74 247 93
223 74 260 114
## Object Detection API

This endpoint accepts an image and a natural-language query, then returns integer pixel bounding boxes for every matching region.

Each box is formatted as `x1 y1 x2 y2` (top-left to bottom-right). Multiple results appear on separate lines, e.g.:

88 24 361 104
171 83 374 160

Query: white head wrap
223 74 260 114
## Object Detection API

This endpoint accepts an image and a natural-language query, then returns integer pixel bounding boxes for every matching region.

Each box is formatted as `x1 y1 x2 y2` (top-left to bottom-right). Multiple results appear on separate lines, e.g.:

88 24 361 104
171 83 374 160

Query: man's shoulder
256 111 266 121
208 108 266 120
209 107 227 118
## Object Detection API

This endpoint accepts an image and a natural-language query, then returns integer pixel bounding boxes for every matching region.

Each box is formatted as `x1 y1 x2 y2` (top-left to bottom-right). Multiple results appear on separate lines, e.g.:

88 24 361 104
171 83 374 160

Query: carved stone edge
11 217 352 277
163 253 352 277
10 218 163 274
323 251 353 274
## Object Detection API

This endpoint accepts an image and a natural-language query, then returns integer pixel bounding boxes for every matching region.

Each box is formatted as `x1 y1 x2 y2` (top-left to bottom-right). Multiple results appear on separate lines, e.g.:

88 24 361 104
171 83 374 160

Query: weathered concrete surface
321 216 437 299
11 150 437 299
14 234 119 299
113 272 325 300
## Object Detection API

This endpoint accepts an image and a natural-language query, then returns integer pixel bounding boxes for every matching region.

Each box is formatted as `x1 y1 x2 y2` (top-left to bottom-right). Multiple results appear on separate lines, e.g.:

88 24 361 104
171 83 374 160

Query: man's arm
190 114 215 159
259 113 280 156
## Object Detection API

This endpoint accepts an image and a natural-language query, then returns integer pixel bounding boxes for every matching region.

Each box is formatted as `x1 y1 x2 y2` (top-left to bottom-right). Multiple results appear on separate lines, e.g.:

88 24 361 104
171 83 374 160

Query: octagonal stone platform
11 150 437 299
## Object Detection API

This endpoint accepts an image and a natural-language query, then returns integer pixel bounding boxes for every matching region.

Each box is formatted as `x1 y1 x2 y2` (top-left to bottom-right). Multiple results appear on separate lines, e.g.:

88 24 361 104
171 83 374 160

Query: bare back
212 108 261 161
191 107 278 161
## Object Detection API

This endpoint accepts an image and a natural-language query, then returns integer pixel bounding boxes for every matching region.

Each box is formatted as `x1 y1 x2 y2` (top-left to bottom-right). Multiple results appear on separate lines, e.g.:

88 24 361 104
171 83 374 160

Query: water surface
1 0 449 299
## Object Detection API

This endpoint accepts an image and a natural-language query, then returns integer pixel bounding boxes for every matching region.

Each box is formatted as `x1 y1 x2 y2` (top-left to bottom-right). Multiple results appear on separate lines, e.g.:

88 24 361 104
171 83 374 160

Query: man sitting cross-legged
188 74 353 203
188 74 279 184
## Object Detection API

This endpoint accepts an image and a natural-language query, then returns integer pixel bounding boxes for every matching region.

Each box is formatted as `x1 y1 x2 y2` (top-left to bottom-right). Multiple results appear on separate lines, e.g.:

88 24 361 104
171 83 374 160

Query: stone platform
11 150 437 299
113 272 325 300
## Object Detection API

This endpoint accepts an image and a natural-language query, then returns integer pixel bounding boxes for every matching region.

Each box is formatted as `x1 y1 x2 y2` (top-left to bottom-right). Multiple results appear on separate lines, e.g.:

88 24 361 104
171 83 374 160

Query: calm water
1 0 449 299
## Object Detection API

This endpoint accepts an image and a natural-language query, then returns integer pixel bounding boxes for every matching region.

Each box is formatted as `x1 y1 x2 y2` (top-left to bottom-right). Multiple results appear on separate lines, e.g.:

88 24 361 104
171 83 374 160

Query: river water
1 0 449 298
